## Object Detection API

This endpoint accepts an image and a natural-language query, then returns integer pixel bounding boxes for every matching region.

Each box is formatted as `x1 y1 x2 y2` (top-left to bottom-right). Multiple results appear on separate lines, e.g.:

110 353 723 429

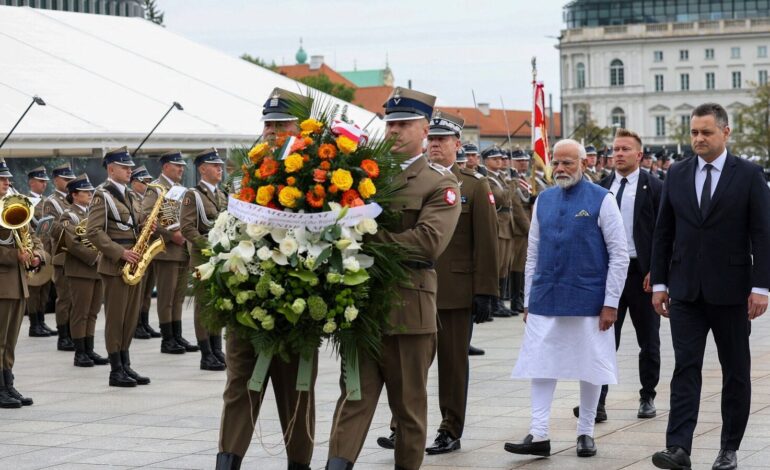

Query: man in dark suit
650 103 770 470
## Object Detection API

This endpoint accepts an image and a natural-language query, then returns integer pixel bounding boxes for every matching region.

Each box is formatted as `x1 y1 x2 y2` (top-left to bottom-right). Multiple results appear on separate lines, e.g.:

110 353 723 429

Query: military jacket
86 180 138 277
0 223 44 300
142 175 188 262
180 182 227 268
43 191 71 266
60 204 100 280
489 171 515 239
506 174 531 237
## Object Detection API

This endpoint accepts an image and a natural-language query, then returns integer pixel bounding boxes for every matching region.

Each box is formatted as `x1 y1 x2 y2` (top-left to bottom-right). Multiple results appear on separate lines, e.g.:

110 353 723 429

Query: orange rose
319 161 331 170
328 184 339 194
313 169 327 183
286 177 297 186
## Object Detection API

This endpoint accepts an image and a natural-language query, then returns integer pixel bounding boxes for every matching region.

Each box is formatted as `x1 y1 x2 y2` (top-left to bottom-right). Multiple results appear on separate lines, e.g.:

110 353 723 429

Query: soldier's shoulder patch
488 192 496 205
61 220 69 227
183 194 192 206
444 187 458 205
473 172 484 179
92 195 102 205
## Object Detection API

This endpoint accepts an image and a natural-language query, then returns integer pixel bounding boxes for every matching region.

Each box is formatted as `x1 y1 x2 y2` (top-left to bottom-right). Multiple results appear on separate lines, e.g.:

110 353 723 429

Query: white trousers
529 378 603 439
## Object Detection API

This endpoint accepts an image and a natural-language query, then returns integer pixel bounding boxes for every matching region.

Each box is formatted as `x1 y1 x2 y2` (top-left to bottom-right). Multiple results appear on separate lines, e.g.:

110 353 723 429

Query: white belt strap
102 191 134 231
191 189 214 229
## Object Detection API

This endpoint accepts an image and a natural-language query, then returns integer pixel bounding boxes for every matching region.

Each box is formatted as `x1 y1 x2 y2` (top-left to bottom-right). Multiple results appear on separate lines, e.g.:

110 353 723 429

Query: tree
733 82 770 166
570 115 612 150
144 0 164 26
667 116 689 149
240 54 278 72
297 74 356 103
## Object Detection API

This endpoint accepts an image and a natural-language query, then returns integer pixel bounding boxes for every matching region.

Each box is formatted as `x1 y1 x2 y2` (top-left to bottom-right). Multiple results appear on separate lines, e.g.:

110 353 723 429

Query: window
759 46 768 58
611 108 626 129
680 115 689 130
62 0 69 10
610 59 624 86
95 0 100 14
655 116 666 137
733 71 742 89
679 49 689 61
680 73 690 91
576 63 586 89
654 50 663 62
731 47 741 59
761 70 769 86
705 48 715 60
84 0 90 12
706 72 716 90
655 74 664 92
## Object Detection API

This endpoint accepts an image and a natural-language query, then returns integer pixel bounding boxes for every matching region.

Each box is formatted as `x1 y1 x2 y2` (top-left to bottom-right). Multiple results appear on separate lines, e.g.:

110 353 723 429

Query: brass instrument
0 194 51 284
121 183 166 285
74 218 96 251
159 197 180 228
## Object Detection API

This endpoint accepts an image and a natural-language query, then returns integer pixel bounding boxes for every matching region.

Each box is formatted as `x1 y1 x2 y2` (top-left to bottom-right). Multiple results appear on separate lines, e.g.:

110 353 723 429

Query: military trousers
140 264 156 315
497 237 514 278
329 333 437 470
219 330 317 464
53 265 72 326
100 274 141 354
437 308 472 439
511 235 527 272
154 260 187 324
26 281 50 316
0 299 25 370
68 277 103 339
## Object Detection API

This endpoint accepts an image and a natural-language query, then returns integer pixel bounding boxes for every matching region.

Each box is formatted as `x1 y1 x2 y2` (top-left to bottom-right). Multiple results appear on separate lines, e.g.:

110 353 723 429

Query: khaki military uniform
85 181 141 354
585 167 602 183
434 165 499 439
329 156 462 469
43 191 71 327
489 172 515 278
507 172 531 273
59 205 102 340
130 190 156 317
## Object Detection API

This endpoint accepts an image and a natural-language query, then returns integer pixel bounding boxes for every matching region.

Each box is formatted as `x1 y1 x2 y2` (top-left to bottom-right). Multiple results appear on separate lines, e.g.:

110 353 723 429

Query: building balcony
561 18 770 44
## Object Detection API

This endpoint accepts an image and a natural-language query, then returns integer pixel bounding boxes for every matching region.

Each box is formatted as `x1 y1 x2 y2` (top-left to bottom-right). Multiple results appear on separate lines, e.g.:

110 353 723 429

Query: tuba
121 183 166 285
0 194 43 279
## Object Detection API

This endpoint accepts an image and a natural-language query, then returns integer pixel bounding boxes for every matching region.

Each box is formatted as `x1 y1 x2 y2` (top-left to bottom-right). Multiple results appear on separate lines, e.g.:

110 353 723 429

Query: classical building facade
560 0 770 151
3 0 144 17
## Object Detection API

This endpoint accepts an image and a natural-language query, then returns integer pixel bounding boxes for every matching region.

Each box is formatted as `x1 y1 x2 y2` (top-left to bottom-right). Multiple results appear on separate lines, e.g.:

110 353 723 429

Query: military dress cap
261 87 311 122
429 110 464 137
584 145 598 155
383 87 436 122
480 146 504 159
0 159 12 178
511 149 529 161
159 150 186 166
456 146 467 163
66 173 95 193
130 165 153 182
462 143 480 154
27 165 50 181
194 148 225 166
103 146 135 168
502 149 512 160
52 163 76 179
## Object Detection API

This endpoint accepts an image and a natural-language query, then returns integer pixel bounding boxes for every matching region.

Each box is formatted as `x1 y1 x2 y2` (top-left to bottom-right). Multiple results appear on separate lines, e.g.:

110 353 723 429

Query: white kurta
512 192 629 386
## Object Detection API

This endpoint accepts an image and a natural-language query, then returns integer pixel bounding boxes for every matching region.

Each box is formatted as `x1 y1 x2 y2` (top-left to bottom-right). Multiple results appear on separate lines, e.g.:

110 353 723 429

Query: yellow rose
358 178 376 199
256 185 275 206
278 186 303 208
248 142 269 162
300 118 323 134
331 169 354 191
284 153 304 173
336 135 357 154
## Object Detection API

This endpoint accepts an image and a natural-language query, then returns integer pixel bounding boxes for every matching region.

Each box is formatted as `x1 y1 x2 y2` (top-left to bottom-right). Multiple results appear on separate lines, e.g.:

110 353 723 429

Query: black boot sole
109 380 137 387
0 401 22 409
425 441 461 455
161 347 185 354
74 361 94 367
200 363 226 371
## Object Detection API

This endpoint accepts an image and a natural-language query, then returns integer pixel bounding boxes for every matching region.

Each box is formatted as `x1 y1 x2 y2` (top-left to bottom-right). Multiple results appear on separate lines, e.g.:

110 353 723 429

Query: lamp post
0 96 46 150
133 101 184 156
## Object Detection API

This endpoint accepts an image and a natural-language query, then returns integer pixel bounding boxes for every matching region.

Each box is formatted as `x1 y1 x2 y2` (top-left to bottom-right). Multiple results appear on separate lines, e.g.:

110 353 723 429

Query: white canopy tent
0 6 382 158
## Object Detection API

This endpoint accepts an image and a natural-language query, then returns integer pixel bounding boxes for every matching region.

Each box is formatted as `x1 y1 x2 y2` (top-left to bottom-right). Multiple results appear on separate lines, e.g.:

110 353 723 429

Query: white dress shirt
400 154 423 171
610 168 639 259
200 179 217 194
107 178 126 194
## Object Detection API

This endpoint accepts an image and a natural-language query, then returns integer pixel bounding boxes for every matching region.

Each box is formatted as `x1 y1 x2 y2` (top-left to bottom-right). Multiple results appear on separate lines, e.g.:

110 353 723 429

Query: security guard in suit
0 159 43 407
327 88 462 470
142 151 197 354
58 174 108 368
130 166 161 340
25 166 55 337
86 147 150 387
423 111 499 455
44 163 76 351
180 149 227 371
507 150 532 314
216 88 318 470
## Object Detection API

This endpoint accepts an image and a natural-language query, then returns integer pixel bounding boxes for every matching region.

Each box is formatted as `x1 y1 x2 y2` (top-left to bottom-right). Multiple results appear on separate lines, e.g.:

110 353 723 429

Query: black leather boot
500 277 511 301
492 297 513 318
3 369 31 406
215 452 242 469
142 311 161 338
514 272 525 313
160 322 185 354
85 336 108 365
57 324 75 351
510 272 524 313
172 320 199 352
39 312 56 336
28 312 49 337
326 457 354 470
288 462 311 470
108 352 136 387
120 350 150 385
73 337 94 367
133 319 151 339
0 370 21 408
199 340 226 371
210 335 225 364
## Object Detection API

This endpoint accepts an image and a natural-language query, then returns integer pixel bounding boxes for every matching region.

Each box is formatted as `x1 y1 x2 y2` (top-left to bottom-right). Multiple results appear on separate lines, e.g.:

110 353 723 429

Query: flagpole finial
532 57 537 82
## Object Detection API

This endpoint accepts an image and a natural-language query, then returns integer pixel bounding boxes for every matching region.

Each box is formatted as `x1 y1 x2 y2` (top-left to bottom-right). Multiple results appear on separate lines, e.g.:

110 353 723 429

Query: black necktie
700 164 713 218
616 177 628 208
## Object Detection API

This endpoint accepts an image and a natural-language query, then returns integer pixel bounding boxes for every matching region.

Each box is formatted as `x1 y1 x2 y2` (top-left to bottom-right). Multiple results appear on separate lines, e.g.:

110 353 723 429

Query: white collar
107 178 126 194
200 179 217 194
161 173 177 186
29 191 42 198
56 189 67 198
615 167 640 185
75 204 89 212
400 154 423 171
697 149 727 172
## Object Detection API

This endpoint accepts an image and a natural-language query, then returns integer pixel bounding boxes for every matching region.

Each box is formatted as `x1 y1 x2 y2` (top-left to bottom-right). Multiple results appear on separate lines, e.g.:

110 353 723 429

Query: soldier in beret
25 166 55 338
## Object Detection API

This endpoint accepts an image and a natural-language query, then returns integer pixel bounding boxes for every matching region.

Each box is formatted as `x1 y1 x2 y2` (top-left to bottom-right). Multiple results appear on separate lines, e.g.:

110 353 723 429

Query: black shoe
325 457 353 470
27 313 49 337
376 431 395 449
492 298 513 318
652 446 692 469
199 340 226 371
503 434 550 457
210 335 226 364
108 352 136 388
38 312 56 336
288 462 311 470
572 403 607 422
576 434 596 457
215 452 242 470
172 320 199 352
133 322 151 340
712 449 737 470
425 430 461 455
73 338 94 367
160 323 185 354
85 336 108 365
638 397 657 419
468 345 485 356
3 369 32 406
141 311 161 338
56 324 75 351
120 350 150 385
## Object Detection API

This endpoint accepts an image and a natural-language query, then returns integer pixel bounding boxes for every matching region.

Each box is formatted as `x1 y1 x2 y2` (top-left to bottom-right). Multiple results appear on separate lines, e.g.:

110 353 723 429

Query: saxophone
121 183 166 285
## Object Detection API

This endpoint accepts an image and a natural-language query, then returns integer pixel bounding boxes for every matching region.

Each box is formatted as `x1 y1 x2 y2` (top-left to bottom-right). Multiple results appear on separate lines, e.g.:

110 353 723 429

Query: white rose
342 256 360 273
355 218 378 235
246 223 270 240
344 305 359 322
256 246 272 261
279 237 299 256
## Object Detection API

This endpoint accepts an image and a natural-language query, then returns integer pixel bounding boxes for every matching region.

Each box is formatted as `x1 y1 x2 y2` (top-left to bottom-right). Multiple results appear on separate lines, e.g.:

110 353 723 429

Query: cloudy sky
160 0 567 111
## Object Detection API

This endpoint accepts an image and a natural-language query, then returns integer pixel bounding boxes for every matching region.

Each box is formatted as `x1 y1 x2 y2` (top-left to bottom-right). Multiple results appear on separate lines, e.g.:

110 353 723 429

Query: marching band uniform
508 150 532 314
129 166 160 339
25 166 55 338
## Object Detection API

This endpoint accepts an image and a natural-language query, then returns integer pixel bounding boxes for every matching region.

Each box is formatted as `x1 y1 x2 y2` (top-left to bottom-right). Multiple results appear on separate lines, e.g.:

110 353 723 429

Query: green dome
295 39 307 64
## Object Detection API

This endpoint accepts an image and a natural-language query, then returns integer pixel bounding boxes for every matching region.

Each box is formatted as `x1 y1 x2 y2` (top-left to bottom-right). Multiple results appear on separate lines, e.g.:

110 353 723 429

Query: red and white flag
531 81 550 168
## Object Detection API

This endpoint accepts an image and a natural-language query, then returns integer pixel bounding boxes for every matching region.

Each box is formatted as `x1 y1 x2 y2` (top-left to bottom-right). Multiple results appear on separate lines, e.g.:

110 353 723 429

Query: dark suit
599 170 662 403
651 152 770 453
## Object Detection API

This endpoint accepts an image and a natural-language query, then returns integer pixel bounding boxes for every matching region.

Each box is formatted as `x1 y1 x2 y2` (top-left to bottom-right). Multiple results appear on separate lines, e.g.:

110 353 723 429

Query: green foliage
572 115 612 149
667 117 689 148
732 82 770 166
143 0 164 26
297 74 356 102
240 54 278 71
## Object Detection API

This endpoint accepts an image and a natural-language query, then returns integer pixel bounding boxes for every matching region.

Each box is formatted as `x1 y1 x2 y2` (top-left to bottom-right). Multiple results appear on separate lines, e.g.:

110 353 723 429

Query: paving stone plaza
1 300 769 469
